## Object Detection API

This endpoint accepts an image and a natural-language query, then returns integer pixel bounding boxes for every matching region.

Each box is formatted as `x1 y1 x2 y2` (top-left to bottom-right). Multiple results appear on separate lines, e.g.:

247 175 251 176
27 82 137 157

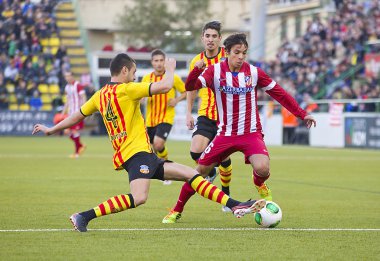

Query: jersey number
106 99 118 128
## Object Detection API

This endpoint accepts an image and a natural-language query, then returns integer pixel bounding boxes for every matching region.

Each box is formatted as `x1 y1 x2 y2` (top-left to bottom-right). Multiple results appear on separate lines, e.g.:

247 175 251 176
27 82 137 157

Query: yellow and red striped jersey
81 82 152 170
141 72 185 126
189 47 226 121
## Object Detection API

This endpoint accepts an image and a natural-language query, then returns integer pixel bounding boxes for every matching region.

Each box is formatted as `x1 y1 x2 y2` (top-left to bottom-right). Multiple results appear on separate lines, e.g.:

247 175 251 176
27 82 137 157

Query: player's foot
222 205 232 212
69 153 79 159
205 167 218 183
255 183 272 201
162 209 181 224
70 213 88 232
78 145 87 155
231 199 266 218
163 180 172 185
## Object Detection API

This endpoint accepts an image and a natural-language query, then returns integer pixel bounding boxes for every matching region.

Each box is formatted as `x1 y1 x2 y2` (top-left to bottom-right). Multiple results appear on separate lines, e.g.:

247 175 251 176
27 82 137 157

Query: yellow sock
188 175 230 206
219 164 232 188
93 194 135 217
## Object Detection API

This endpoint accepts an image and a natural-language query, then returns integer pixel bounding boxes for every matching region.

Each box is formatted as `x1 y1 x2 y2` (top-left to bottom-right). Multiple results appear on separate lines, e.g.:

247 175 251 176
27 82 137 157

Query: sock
173 182 196 213
188 174 240 210
252 170 270 187
219 159 232 195
83 194 136 220
157 146 168 160
70 133 82 153
207 167 216 178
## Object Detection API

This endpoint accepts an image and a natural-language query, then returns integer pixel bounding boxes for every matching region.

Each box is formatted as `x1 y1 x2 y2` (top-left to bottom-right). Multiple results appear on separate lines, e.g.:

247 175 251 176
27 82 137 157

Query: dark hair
223 33 248 52
109 53 136 76
202 21 222 36
151 49 166 59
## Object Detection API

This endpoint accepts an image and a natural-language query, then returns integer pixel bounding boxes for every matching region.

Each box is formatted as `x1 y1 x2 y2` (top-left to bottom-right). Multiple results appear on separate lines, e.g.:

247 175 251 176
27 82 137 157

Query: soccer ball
254 201 282 228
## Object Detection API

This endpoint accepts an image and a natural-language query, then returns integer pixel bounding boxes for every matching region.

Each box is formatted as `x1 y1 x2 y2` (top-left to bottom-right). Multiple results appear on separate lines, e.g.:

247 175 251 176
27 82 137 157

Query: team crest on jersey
220 57 226 62
245 76 252 86
140 165 150 174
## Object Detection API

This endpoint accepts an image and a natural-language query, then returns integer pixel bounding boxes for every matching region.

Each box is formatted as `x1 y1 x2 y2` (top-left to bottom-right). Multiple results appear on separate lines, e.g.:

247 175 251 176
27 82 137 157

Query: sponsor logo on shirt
219 86 253 95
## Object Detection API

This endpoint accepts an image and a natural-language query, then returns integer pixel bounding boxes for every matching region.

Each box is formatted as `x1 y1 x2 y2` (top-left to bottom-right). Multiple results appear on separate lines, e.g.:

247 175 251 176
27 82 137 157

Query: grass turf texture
0 137 379 260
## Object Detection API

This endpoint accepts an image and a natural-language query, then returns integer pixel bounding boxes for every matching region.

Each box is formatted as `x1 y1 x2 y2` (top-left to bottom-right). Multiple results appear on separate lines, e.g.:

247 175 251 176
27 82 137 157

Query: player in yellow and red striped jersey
162 21 234 224
142 49 186 163
32 53 266 232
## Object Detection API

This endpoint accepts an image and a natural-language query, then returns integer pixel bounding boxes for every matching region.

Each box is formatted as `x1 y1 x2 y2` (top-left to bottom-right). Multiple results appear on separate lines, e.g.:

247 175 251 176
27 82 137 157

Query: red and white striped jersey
196 60 307 136
65 81 85 115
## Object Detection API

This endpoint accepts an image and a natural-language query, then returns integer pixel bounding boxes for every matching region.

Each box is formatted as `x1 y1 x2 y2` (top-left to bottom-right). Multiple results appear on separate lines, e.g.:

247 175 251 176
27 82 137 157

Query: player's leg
153 123 172 184
242 133 272 201
219 157 233 212
163 134 211 223
69 153 155 232
163 161 266 219
69 123 85 158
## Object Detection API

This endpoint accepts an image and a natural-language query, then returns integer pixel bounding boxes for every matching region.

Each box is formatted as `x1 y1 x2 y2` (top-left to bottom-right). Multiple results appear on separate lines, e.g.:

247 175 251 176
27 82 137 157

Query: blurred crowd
261 0 380 112
0 0 71 110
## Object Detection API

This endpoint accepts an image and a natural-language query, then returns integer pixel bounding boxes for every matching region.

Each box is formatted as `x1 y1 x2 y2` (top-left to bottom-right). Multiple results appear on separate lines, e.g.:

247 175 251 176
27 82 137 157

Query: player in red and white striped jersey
186 33 316 201
63 71 87 158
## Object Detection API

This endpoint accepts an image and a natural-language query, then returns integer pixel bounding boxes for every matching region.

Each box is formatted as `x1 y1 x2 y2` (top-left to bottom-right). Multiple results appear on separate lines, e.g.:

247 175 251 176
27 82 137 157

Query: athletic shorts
192 116 218 141
122 152 165 182
198 132 269 166
147 123 172 143
70 121 84 131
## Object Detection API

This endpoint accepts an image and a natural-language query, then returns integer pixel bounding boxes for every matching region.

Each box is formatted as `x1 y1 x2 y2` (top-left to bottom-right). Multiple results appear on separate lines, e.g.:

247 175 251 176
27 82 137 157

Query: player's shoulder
190 52 203 64
141 73 152 82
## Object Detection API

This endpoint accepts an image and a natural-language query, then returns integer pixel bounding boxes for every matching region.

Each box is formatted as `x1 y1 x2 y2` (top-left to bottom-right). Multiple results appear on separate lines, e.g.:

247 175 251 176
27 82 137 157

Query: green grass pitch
0 137 379 260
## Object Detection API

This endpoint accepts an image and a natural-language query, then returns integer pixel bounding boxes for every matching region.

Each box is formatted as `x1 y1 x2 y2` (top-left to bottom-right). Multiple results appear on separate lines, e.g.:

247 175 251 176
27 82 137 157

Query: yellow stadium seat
6 83 15 93
40 38 49 46
62 95 67 103
49 37 60 46
41 94 52 104
51 47 58 55
49 84 60 94
41 104 53 111
38 84 49 93
9 94 17 103
19 104 30 111
9 104 18 110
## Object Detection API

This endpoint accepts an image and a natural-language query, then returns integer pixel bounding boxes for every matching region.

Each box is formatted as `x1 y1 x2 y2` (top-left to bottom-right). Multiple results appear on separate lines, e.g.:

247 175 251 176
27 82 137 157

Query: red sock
172 182 196 213
252 170 270 186
70 134 82 153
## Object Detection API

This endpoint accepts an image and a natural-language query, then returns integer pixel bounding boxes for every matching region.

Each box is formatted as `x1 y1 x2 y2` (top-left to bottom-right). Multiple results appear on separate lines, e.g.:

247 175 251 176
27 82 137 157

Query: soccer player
32 53 266 232
162 21 233 224
62 71 87 158
142 49 186 185
184 33 316 207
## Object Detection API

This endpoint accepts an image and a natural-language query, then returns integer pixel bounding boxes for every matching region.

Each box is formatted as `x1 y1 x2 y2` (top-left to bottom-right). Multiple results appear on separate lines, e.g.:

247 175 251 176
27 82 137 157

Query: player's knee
153 142 164 152
190 151 202 161
254 163 270 177
196 165 209 177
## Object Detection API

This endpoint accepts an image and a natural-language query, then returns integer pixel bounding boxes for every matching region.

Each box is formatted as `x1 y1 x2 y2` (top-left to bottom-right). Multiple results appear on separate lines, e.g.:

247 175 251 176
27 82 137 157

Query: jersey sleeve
141 74 150 83
125 82 151 100
197 65 214 89
77 84 85 95
80 91 99 116
173 74 185 93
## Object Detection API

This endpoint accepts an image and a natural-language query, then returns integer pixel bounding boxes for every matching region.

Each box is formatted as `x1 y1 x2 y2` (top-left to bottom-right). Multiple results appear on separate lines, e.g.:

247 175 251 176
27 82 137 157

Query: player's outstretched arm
32 111 85 136
150 58 176 95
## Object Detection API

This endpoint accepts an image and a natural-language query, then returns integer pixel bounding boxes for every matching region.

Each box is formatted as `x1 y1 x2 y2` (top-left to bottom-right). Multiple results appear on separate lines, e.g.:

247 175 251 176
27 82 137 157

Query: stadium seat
51 47 58 55
9 104 18 110
41 94 52 104
9 94 17 103
6 83 15 93
62 95 67 103
49 37 60 46
38 84 49 94
40 38 49 46
41 104 53 111
49 84 60 94
19 104 30 111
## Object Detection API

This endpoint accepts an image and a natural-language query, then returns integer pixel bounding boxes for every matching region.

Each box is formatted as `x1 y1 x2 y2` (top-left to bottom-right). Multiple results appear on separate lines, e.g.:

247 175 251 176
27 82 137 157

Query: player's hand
194 60 206 70
32 124 52 135
303 115 316 129
186 113 194 130
168 98 177 107
164 58 176 72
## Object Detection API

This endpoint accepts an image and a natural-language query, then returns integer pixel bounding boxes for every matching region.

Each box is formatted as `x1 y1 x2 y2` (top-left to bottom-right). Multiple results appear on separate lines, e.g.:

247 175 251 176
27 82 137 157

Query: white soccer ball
254 201 282 228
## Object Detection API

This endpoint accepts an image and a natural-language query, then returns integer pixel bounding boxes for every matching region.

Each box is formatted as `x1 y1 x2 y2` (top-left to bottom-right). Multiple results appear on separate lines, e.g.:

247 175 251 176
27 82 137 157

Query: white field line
0 228 379 232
